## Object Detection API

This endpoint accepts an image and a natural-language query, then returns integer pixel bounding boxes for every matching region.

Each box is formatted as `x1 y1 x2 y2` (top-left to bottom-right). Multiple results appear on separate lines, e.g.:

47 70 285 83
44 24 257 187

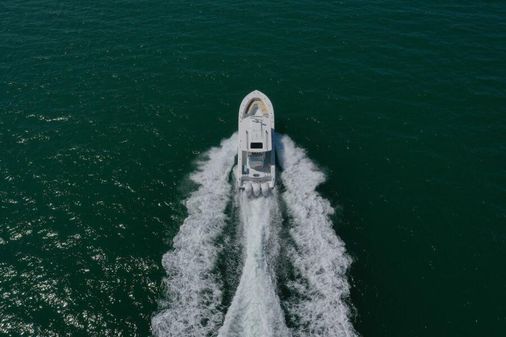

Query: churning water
3 2 504 336
151 134 357 337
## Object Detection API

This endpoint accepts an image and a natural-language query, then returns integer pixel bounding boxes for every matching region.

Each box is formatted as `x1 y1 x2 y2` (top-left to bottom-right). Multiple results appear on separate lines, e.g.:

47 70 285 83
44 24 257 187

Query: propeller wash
152 93 358 337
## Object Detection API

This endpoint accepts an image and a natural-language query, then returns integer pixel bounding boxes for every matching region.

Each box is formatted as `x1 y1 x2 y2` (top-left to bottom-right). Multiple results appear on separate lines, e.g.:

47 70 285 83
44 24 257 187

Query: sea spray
218 194 291 337
276 134 358 337
151 134 237 337
152 133 357 337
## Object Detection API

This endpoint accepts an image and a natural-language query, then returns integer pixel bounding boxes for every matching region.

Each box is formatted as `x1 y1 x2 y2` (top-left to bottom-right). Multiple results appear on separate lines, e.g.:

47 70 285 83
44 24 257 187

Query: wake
277 135 357 337
151 135 237 337
217 194 290 337
152 134 357 337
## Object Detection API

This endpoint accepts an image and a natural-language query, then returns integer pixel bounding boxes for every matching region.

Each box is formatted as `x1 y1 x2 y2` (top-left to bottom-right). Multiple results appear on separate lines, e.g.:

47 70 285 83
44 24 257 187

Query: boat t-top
237 90 275 197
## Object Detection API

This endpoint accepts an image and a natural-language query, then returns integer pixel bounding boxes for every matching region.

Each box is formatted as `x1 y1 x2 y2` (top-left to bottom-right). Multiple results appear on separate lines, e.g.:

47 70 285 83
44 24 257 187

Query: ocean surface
1 1 505 336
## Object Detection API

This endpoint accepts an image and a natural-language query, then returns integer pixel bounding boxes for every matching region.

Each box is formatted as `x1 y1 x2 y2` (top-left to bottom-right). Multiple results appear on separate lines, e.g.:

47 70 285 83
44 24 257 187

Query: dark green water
1 1 505 336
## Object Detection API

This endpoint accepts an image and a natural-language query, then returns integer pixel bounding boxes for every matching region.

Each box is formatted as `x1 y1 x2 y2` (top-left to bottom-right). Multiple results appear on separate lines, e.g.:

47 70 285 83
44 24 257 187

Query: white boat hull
237 90 275 196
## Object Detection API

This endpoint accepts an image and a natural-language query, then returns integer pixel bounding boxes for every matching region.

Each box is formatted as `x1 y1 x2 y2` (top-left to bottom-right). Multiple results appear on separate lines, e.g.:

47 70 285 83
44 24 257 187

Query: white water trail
152 132 358 337
276 134 358 337
151 134 237 337
218 194 291 337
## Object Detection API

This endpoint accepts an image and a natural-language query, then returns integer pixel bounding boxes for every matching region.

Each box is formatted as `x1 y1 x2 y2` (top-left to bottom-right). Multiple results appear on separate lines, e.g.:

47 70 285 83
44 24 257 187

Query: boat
236 90 275 197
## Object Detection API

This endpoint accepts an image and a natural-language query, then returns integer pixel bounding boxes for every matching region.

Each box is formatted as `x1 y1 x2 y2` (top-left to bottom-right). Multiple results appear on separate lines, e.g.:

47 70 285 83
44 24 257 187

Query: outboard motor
261 182 270 197
252 183 260 197
244 182 253 196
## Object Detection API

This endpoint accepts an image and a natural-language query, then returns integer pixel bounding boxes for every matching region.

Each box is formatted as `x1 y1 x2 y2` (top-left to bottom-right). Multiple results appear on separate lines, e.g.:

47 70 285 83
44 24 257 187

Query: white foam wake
152 133 358 337
151 134 237 337
276 135 358 337
218 194 291 337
